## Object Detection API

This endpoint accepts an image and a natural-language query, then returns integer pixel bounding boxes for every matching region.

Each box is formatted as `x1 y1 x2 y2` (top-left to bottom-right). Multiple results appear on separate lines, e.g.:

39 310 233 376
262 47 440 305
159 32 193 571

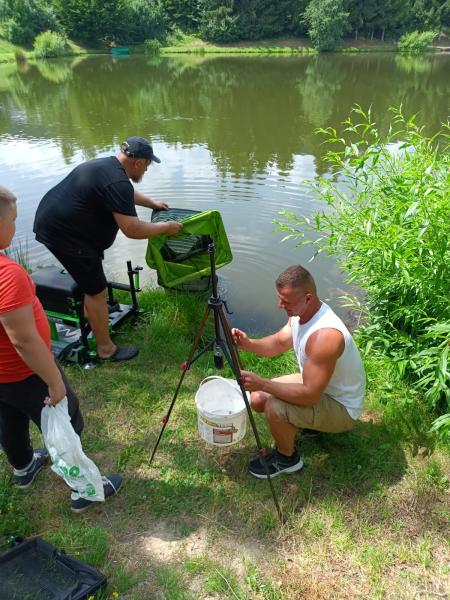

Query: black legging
0 364 84 469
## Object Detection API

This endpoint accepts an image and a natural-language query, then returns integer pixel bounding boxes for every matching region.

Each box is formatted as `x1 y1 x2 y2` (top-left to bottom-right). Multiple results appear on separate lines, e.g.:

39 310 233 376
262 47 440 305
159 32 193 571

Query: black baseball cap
120 137 161 163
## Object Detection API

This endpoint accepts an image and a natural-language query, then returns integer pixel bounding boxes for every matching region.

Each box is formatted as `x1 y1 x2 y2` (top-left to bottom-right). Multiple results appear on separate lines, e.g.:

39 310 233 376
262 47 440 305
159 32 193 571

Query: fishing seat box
32 266 83 314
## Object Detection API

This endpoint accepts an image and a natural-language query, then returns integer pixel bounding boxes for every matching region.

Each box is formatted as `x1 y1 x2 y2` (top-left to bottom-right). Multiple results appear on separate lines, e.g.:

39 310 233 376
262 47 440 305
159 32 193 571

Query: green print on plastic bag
55 457 80 479
69 466 80 477
42 398 105 502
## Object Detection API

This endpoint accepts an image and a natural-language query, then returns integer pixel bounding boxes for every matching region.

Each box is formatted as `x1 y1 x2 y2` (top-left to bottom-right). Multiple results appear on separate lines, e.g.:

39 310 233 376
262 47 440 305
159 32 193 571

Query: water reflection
0 53 449 332
395 54 433 74
2 54 449 168
36 59 73 84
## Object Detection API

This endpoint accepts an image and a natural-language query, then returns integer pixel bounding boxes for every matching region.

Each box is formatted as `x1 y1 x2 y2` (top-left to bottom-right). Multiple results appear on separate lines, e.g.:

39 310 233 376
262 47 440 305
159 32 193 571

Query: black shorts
49 248 108 296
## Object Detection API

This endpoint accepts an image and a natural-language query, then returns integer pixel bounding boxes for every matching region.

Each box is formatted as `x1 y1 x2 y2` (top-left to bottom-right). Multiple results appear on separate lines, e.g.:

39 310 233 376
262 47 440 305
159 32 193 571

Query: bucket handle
199 375 242 392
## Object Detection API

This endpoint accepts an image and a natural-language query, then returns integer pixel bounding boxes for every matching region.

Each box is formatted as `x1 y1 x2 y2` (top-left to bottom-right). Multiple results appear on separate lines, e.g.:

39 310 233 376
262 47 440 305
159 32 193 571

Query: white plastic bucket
195 376 248 446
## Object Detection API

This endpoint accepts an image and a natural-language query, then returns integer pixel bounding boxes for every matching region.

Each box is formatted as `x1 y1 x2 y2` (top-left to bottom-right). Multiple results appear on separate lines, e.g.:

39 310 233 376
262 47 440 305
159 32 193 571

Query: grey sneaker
71 474 123 513
13 448 49 489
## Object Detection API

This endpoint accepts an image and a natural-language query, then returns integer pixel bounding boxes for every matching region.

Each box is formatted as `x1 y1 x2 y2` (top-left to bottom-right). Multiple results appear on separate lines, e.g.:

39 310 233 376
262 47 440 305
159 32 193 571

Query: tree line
0 0 449 49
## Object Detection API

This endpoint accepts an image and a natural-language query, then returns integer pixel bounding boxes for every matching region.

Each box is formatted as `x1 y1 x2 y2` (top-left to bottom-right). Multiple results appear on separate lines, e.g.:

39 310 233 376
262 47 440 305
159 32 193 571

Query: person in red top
0 186 122 512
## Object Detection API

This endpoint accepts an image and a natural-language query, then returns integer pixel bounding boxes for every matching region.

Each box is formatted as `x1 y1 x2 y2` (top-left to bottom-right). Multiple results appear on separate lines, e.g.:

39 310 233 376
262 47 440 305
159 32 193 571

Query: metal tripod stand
148 242 282 521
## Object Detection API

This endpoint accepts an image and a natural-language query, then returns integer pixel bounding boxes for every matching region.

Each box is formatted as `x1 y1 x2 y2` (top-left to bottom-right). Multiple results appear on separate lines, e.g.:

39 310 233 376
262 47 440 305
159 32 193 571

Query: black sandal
99 345 139 361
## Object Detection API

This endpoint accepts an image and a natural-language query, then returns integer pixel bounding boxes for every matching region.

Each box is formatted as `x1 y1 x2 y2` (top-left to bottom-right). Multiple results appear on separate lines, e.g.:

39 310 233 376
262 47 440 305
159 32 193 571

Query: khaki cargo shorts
268 374 357 433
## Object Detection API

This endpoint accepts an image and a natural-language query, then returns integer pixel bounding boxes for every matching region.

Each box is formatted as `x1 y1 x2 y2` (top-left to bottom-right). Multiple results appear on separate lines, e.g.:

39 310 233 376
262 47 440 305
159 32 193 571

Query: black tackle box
0 537 107 600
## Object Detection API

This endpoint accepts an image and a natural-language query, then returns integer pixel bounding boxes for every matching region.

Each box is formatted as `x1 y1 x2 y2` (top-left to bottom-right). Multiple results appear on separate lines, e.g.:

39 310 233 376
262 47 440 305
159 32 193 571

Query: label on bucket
198 416 238 445
213 427 234 444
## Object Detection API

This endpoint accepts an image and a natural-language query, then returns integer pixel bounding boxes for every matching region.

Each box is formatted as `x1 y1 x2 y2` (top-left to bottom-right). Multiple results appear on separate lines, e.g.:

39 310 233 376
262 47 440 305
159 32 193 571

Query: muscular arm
0 305 65 404
241 328 344 407
232 321 293 357
113 212 182 239
133 189 168 211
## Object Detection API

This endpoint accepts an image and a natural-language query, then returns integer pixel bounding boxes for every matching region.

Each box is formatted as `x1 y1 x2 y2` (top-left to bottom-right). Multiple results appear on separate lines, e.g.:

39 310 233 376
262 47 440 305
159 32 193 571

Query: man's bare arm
232 321 293 357
133 189 168 211
241 328 344 406
0 305 65 405
114 212 182 239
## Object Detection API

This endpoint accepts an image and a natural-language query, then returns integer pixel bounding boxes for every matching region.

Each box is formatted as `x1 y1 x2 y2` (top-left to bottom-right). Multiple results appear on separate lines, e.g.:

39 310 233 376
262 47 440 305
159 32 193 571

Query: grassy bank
159 35 450 55
0 36 317 62
160 36 316 55
1 287 448 599
0 38 28 63
0 37 101 63
4 34 448 63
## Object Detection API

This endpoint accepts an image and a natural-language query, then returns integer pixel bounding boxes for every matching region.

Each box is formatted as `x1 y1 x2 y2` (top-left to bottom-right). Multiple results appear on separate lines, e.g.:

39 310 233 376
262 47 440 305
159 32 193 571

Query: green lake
0 53 448 331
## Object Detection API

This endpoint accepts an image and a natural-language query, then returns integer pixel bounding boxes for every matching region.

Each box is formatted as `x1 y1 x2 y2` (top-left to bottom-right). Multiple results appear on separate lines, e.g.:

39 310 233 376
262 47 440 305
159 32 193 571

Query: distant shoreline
1 35 449 64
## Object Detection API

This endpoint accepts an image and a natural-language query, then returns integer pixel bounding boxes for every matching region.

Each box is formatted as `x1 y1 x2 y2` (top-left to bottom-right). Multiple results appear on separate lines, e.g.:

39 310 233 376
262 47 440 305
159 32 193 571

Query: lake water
0 53 448 333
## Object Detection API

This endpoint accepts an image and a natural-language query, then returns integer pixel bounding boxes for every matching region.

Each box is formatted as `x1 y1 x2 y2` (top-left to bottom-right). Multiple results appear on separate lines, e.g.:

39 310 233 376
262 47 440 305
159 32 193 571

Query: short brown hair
276 265 316 294
0 186 16 218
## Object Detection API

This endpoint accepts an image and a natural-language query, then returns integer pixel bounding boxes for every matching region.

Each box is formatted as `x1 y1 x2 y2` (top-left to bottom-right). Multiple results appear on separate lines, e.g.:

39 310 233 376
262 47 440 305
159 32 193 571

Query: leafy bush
304 0 349 51
236 0 307 41
161 0 203 33
199 1 239 43
53 0 167 45
398 30 437 53
164 26 187 46
34 30 67 58
277 106 450 438
0 0 60 46
144 39 162 55
122 0 167 43
54 0 126 44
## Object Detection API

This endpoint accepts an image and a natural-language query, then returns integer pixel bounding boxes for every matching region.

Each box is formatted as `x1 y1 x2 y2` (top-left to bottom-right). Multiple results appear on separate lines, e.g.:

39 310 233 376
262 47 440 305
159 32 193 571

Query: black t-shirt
34 156 137 258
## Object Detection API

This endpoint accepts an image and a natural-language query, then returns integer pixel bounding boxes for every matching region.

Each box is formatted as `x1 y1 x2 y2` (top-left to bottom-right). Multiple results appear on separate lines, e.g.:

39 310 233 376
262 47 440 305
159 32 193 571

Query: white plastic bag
41 397 105 501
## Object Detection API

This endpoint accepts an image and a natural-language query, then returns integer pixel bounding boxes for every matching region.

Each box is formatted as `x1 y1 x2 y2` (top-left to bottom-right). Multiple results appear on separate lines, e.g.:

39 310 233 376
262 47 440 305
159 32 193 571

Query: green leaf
404 202 419 218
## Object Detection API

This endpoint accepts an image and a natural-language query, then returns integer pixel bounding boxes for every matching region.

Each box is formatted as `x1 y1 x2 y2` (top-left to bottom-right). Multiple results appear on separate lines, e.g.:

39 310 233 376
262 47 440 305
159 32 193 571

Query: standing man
232 265 366 479
34 137 182 361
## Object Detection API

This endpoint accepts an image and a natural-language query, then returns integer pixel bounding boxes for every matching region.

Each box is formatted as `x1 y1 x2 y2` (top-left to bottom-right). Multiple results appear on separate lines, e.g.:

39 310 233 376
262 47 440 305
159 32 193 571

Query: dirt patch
140 524 208 561
114 517 270 598
116 520 208 564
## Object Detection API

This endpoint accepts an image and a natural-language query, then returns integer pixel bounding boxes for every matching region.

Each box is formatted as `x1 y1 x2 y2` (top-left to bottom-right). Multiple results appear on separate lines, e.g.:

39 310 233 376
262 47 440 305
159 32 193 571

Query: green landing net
146 209 233 288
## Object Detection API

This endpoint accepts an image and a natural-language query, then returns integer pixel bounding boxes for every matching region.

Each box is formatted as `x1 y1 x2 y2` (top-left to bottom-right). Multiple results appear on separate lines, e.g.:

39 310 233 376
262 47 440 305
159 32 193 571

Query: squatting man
232 265 366 479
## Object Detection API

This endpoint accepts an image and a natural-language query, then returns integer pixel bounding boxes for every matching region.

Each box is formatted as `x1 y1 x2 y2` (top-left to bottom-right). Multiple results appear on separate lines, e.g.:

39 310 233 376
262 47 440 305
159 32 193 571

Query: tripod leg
148 306 211 466
217 307 283 522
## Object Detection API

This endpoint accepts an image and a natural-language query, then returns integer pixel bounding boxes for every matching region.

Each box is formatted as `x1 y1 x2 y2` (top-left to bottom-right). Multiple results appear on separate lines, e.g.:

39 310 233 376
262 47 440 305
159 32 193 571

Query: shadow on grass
122 413 410 532
303 419 407 497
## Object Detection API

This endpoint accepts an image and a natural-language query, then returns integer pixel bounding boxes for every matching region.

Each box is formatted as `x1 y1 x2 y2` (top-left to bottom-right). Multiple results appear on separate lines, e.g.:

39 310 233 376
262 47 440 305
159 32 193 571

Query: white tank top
291 302 366 419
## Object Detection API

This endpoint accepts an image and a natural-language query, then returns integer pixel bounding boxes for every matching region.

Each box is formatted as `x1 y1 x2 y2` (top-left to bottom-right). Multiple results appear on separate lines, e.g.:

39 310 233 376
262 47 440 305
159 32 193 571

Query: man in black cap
34 137 182 361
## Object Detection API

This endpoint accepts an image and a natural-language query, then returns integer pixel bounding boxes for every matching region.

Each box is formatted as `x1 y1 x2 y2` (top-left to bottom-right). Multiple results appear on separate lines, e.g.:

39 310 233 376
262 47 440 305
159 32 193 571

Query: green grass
1 287 448 599
159 35 400 55
0 36 99 64
0 38 31 63
161 44 316 55
159 34 316 55
3 34 439 64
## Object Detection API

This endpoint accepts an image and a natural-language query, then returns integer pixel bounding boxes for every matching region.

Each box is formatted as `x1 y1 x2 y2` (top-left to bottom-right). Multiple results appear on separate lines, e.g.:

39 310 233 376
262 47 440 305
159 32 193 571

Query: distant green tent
145 209 233 289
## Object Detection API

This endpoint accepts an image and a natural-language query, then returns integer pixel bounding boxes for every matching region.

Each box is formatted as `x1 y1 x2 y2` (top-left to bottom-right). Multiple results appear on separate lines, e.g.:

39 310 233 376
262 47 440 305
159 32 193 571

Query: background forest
1 0 449 50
